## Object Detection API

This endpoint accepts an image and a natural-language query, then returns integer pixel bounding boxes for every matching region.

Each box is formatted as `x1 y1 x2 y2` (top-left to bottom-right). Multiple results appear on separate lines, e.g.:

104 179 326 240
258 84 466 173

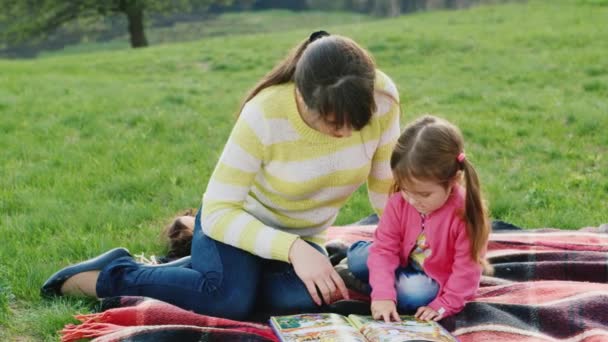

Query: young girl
346 115 490 322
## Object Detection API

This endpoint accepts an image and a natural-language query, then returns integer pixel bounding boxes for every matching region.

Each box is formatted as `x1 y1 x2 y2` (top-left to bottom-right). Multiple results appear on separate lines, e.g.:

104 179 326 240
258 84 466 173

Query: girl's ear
449 171 463 188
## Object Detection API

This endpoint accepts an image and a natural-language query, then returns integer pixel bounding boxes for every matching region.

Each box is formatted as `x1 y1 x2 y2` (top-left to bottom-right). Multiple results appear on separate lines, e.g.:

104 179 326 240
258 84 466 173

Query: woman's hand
289 238 350 306
371 300 400 322
415 306 442 321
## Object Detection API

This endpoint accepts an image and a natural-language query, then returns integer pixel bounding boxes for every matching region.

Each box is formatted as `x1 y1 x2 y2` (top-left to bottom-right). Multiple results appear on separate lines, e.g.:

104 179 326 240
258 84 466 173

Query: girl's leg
345 240 373 294
96 209 262 320
394 266 439 312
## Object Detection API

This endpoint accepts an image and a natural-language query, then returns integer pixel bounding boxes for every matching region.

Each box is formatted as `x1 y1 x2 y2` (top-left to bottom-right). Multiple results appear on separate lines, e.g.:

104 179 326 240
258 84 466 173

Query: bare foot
60 270 100 297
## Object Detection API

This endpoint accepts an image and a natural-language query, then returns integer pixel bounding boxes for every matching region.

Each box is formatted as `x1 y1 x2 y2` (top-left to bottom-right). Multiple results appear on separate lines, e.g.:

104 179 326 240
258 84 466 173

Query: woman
42 30 401 320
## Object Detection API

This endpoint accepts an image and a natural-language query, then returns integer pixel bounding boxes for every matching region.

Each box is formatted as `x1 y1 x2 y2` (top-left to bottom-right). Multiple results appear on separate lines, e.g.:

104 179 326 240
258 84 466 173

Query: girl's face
399 177 453 215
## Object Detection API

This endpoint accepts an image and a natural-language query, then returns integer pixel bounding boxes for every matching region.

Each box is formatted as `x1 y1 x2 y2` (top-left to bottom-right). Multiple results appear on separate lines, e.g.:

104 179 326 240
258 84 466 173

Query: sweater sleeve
201 102 299 262
368 195 403 301
367 80 401 216
427 223 483 317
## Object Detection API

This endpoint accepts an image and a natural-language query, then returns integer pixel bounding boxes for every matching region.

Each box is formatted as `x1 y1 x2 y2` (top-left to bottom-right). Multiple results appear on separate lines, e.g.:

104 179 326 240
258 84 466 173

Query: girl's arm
367 195 404 301
427 223 483 317
201 102 298 263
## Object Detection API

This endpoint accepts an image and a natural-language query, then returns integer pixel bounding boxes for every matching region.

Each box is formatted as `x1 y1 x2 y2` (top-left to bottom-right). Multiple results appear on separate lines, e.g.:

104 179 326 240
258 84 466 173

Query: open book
269 313 457 342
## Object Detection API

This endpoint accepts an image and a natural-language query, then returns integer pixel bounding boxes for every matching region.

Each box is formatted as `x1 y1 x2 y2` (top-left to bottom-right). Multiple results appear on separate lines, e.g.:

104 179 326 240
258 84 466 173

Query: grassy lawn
1 0 607 339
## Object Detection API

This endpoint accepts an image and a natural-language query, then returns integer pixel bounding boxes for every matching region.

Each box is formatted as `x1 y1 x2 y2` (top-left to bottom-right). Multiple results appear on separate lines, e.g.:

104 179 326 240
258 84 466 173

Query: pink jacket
368 186 483 317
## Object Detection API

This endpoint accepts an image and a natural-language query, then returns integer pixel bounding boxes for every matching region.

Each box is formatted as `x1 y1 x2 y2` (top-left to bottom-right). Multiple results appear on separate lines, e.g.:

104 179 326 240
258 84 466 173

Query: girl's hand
371 300 401 323
415 306 442 321
289 238 350 306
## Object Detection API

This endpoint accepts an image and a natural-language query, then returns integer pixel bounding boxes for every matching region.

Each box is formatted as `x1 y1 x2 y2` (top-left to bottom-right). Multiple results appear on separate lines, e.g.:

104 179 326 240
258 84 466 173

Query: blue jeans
97 209 321 320
347 240 439 312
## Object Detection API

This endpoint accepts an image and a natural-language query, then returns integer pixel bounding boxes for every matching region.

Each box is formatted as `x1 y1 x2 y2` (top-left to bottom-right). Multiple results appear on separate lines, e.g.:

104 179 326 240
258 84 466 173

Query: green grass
1 0 607 339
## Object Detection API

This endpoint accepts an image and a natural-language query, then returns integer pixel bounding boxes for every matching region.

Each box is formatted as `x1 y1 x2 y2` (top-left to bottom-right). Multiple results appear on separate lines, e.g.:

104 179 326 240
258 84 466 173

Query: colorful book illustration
269 313 458 342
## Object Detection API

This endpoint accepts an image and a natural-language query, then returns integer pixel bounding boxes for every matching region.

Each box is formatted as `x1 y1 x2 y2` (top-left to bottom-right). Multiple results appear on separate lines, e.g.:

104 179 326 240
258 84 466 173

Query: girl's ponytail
461 159 490 265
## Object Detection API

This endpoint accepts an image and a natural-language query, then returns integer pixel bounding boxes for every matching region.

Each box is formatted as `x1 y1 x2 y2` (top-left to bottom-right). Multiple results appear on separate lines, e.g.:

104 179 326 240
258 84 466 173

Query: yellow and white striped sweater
202 70 400 262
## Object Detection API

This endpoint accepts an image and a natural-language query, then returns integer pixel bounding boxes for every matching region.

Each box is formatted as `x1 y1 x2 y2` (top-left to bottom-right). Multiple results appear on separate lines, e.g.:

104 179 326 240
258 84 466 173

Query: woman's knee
260 266 317 315
395 271 439 311
218 289 258 320
188 274 259 320
270 291 317 315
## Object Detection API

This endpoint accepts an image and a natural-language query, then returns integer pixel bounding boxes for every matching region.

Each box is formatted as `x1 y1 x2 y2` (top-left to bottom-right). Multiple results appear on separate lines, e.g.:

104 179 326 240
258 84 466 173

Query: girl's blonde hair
390 115 490 264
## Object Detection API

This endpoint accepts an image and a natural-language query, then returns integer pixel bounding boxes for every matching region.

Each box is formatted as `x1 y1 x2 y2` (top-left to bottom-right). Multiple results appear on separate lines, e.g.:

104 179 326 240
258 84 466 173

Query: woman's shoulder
242 83 295 119
246 83 294 108
374 69 399 103
371 70 400 121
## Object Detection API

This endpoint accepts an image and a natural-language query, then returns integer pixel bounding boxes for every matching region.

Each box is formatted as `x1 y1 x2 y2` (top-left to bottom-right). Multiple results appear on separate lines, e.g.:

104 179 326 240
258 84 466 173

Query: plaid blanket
327 225 608 342
61 224 608 341
61 296 278 341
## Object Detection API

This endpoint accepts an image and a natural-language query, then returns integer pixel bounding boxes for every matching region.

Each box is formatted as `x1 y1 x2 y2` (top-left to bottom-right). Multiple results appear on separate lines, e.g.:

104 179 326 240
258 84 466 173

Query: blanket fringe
74 312 108 323
61 322 124 342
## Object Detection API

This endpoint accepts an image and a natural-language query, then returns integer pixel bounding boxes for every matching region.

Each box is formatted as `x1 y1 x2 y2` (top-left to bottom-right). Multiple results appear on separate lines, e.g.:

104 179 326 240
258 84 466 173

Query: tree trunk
401 0 426 13
387 0 401 16
373 0 401 17
125 7 148 48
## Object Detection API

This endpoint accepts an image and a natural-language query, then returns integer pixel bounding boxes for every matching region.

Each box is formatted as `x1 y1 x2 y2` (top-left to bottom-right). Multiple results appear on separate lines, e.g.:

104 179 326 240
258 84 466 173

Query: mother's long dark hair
239 33 377 130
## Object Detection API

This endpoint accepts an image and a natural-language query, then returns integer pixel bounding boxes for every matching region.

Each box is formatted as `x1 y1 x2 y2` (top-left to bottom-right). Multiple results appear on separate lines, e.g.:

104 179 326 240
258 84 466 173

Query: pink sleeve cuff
428 300 451 317
370 289 397 303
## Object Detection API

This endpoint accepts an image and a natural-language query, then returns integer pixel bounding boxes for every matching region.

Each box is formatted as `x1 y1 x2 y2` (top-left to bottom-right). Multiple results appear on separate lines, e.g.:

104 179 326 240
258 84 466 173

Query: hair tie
457 152 466 163
309 30 330 43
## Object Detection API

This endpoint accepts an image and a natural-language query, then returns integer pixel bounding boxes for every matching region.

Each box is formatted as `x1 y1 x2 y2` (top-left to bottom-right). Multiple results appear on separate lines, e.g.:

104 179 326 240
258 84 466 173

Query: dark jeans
97 209 321 320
